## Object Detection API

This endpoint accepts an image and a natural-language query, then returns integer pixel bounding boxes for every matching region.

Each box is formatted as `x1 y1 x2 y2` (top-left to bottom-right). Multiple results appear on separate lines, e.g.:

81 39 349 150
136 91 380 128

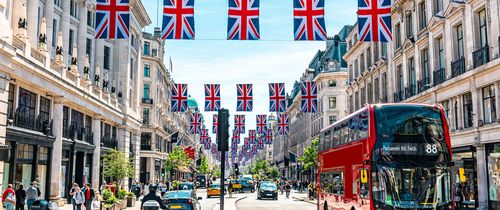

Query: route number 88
426 144 438 154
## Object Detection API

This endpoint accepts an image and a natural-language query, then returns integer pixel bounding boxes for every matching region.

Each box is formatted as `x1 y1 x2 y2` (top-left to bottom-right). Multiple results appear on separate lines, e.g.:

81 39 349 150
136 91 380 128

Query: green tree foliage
165 146 191 171
298 138 319 172
213 166 221 178
101 149 133 189
198 155 210 174
269 166 280 179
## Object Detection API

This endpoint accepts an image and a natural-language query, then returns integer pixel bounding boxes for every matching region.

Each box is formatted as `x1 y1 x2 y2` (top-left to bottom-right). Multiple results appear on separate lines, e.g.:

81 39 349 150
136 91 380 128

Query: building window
436 37 445 69
463 92 473 128
397 65 404 92
421 48 430 80
86 38 92 62
478 9 488 48
103 46 110 70
144 64 150 77
355 91 359 110
433 0 443 15
419 1 427 30
7 84 15 120
361 87 366 106
455 24 464 59
329 116 337 125
70 0 78 18
54 0 62 8
144 42 150 55
143 84 150 99
143 108 150 125
366 47 371 67
381 72 387 101
354 59 359 77
87 11 94 27
381 43 388 57
141 133 152 150
367 83 373 103
360 53 365 72
483 85 496 124
408 58 416 88
329 97 337 109
68 29 74 56
17 88 37 129
63 106 70 138
405 11 413 37
71 110 84 140
374 78 380 102
52 19 58 48
39 96 51 128
349 95 354 113
85 116 92 142
328 80 336 87
395 23 401 49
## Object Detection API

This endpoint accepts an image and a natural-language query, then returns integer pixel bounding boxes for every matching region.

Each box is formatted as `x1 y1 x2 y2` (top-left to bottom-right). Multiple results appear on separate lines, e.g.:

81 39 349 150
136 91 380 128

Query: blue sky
142 0 357 141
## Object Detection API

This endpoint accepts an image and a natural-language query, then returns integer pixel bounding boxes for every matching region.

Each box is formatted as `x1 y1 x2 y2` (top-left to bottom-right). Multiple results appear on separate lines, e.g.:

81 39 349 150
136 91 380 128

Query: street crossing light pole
217 109 229 210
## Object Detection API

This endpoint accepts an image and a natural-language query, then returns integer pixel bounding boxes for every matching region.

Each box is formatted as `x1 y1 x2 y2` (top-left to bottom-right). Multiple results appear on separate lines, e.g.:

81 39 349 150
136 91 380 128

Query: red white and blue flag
264 129 273 144
95 0 130 39
234 115 246 134
190 113 202 135
227 0 260 40
236 84 253 111
203 137 211 150
256 115 267 134
204 84 221 111
212 114 218 134
171 83 188 112
244 137 250 146
162 0 195 40
278 113 289 135
300 81 318 113
248 130 257 144
358 0 392 42
293 0 327 41
200 128 209 144
232 130 240 144
269 83 286 112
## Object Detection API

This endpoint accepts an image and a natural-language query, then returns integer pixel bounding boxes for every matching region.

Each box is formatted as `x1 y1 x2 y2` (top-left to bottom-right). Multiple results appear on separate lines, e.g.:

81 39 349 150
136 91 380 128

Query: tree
213 166 221 178
101 149 133 190
165 146 191 172
198 155 210 174
269 166 280 179
298 138 319 172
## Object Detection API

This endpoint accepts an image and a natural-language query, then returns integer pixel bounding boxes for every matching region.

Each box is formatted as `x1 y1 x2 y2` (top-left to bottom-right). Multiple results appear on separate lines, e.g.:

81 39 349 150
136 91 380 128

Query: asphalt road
236 190 316 210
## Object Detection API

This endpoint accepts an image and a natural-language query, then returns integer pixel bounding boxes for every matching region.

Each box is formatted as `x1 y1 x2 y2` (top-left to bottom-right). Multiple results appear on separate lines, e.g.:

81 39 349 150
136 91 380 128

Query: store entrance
452 147 478 210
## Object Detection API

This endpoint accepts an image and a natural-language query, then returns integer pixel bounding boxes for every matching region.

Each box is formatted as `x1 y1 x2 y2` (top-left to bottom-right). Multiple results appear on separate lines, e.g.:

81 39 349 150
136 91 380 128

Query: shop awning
177 166 191 173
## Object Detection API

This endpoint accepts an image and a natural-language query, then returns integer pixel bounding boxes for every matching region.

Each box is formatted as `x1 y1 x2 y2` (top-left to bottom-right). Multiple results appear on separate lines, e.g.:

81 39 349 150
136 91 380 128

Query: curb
234 195 247 204
291 196 317 205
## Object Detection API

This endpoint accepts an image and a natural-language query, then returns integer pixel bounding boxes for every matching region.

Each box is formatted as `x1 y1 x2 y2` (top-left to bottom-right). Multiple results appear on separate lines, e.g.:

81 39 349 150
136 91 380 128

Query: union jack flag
236 84 253 111
234 115 246 134
278 113 289 135
252 145 257 155
204 137 211 150
200 128 209 144
293 0 327 41
95 0 130 39
162 0 195 40
248 130 256 144
244 137 250 146
212 114 218 134
190 113 202 135
265 129 273 144
300 81 318 113
358 0 392 42
269 83 286 112
257 140 264 150
232 131 240 145
204 84 221 111
227 0 260 40
171 83 188 112
256 115 267 134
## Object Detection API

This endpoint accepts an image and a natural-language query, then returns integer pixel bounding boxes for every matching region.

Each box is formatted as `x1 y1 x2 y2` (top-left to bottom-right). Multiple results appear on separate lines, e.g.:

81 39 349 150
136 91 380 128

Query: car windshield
211 184 220 189
166 191 191 199
372 164 452 208
261 183 276 189
179 183 193 190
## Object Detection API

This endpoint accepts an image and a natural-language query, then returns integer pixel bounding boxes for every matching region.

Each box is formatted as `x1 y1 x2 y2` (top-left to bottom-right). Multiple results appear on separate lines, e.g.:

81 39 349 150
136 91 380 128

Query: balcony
417 77 431 93
451 57 466 78
142 98 153 104
14 108 36 130
84 130 94 145
140 145 151 150
473 45 489 68
381 96 388 103
393 90 404 103
405 85 417 99
101 136 118 148
35 114 53 135
433 68 446 86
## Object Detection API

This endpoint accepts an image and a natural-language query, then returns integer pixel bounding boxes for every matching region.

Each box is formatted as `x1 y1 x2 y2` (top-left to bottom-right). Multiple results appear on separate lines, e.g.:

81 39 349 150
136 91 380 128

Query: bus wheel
350 207 355 210
323 202 328 210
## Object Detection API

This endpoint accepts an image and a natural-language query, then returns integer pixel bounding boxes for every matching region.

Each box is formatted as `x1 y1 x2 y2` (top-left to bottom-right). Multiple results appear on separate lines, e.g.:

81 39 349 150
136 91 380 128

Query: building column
488 0 500 57
60 0 71 60
0 73 9 191
91 116 101 191
43 0 54 53
117 127 130 189
26 0 38 47
49 97 64 201
77 1 88 75
472 89 480 127
449 98 456 131
0 0 12 43
133 132 140 182
457 95 464 130
464 4 474 69
148 158 155 183
476 145 489 210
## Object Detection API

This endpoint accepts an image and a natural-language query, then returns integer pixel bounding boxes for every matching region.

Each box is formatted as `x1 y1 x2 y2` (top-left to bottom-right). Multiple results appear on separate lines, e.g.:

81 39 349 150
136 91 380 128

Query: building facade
344 0 500 209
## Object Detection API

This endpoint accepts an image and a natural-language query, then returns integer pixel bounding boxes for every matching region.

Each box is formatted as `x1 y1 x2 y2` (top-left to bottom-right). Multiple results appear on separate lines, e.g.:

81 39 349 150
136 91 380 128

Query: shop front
486 143 500 209
452 146 478 209
61 139 94 202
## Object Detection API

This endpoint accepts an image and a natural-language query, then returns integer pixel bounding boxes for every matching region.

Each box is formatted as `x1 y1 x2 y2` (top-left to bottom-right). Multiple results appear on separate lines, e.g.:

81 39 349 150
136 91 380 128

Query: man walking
82 184 95 210
26 183 38 210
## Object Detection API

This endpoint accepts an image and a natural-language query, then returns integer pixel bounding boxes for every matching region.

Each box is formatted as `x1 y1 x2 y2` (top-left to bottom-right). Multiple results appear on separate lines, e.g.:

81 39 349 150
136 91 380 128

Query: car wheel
324 202 328 210
207 195 210 198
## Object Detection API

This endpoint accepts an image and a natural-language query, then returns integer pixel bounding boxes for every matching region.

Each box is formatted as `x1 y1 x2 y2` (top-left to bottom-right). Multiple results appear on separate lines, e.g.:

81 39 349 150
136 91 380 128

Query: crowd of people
1 182 42 210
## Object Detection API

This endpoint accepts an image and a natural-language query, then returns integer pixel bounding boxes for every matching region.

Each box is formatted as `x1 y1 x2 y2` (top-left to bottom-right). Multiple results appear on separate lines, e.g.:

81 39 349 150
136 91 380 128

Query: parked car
179 182 195 190
257 182 278 200
162 190 202 210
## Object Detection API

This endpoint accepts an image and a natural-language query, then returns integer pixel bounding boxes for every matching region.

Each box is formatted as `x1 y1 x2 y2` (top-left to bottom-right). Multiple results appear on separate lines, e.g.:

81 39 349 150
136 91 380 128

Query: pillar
117 127 130 189
0 0 12 43
464 4 474 69
26 0 38 47
0 72 10 191
91 116 101 191
132 132 140 182
49 97 64 201
60 0 70 60
472 89 480 127
476 145 489 210
43 0 54 53
77 1 88 75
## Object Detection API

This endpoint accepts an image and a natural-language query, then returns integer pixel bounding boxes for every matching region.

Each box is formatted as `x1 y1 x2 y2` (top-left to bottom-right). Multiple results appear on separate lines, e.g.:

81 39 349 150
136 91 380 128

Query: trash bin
142 200 160 210
31 200 50 210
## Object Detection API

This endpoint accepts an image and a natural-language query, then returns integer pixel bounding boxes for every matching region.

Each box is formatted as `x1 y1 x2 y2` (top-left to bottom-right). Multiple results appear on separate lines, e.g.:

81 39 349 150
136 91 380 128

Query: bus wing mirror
360 169 368 184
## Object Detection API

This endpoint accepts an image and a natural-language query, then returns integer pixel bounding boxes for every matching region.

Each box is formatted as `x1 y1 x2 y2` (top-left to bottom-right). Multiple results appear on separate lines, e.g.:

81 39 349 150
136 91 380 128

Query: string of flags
95 0 392 42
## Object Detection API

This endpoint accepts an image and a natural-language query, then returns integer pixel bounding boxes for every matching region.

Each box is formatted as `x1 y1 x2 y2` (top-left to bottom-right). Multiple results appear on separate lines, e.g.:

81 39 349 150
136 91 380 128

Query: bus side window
342 124 349 144
333 127 340 146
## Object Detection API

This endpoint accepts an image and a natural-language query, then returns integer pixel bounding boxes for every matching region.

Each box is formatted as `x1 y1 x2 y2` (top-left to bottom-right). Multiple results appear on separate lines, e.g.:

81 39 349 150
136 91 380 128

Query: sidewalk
291 191 316 205
211 194 247 210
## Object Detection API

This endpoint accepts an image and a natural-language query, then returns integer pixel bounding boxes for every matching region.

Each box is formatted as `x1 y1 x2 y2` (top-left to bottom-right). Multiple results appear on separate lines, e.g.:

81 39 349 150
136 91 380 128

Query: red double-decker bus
317 104 453 210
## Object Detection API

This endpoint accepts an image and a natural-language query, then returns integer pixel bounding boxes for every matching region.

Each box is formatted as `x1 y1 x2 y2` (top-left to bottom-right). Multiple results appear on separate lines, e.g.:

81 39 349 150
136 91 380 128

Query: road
236 190 316 210
197 188 220 210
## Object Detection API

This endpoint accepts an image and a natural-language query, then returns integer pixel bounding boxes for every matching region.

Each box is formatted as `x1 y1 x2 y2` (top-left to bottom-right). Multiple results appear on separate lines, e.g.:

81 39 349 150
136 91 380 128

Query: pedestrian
2 184 16 210
285 182 291 199
144 182 150 195
308 182 314 200
26 182 38 210
69 183 79 210
82 183 95 210
32 181 41 199
228 181 233 198
72 186 85 210
15 184 25 210
133 183 141 200
140 186 167 209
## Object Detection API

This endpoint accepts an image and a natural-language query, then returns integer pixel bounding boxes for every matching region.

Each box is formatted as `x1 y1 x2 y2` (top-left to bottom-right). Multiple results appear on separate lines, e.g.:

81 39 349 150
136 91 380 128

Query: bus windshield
372 165 452 208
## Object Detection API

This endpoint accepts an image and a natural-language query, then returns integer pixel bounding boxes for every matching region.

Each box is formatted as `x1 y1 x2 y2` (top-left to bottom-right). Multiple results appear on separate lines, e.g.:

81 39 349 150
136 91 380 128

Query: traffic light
234 163 239 175
217 109 229 151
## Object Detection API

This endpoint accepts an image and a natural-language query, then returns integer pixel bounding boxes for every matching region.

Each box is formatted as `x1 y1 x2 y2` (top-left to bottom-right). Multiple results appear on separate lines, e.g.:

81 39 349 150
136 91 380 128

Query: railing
140 145 151 150
451 57 466 78
142 98 153 104
35 114 52 135
417 77 431 93
381 96 388 103
405 84 417 99
101 136 118 148
473 45 490 68
84 130 93 145
14 107 36 130
143 118 150 125
393 90 404 103
433 68 446 86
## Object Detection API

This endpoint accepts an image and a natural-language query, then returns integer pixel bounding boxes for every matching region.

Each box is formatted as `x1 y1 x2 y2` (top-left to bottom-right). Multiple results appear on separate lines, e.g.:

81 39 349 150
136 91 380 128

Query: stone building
0 0 154 203
344 0 500 209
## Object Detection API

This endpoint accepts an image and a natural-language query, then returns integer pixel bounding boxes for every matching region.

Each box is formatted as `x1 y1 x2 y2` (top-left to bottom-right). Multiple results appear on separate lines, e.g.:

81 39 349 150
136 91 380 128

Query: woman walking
72 186 85 210
15 184 26 210
2 184 16 210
